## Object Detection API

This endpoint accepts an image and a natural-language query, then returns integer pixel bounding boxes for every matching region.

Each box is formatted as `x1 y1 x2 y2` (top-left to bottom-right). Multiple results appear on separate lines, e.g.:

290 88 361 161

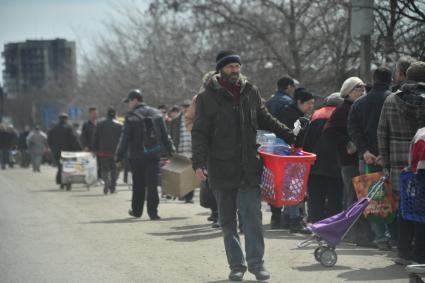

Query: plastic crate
400 170 425 223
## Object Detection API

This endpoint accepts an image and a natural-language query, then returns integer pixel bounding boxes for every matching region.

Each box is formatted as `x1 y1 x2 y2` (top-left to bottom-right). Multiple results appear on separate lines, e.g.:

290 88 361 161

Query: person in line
93 107 123 194
347 66 394 250
192 50 295 281
26 125 47 173
378 61 425 265
392 56 417 92
116 89 174 220
264 76 297 229
278 88 315 234
303 93 344 223
323 77 375 246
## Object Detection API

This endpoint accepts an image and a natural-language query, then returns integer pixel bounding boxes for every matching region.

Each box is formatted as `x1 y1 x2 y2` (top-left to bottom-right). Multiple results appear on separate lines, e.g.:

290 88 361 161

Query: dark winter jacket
378 82 425 191
93 117 123 157
265 90 293 123
347 84 391 158
280 103 307 148
115 104 174 162
81 120 96 150
303 106 340 177
323 100 358 166
192 72 295 190
47 122 81 158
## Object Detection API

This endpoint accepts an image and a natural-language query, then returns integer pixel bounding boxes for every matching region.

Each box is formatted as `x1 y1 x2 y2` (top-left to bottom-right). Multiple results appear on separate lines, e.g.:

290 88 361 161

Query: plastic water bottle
256 130 276 145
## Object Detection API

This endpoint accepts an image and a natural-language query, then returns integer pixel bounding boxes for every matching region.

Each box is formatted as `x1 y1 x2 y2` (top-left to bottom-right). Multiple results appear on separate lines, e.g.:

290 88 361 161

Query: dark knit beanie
294 88 314 103
216 50 242 71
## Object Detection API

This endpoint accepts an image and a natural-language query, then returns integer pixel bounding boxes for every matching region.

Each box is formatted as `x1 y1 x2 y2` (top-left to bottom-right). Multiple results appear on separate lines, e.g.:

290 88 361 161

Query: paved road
0 166 409 283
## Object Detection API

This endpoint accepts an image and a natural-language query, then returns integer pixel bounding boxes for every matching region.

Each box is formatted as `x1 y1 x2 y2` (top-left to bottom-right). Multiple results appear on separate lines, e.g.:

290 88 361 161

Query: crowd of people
1 50 424 282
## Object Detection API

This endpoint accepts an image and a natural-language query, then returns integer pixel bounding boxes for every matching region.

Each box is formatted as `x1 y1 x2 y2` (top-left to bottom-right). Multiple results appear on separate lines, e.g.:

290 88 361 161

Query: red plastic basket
258 145 316 207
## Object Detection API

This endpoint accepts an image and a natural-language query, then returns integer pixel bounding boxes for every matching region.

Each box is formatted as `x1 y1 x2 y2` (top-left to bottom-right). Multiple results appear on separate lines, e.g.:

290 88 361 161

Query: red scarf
218 78 241 103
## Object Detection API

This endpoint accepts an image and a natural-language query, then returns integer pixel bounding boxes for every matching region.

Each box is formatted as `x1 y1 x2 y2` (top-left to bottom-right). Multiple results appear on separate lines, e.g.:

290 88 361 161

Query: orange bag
352 171 399 223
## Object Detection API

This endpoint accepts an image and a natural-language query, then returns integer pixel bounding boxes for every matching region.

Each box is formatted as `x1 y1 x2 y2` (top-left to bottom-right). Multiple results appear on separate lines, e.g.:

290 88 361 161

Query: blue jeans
214 187 264 272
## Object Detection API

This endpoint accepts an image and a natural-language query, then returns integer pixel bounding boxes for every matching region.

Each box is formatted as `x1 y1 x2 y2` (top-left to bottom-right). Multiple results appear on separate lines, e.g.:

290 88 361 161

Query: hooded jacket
191 72 294 190
377 82 425 190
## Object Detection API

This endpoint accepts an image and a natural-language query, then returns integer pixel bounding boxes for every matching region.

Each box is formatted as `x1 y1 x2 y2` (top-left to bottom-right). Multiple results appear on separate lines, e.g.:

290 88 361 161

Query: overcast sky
0 0 142 84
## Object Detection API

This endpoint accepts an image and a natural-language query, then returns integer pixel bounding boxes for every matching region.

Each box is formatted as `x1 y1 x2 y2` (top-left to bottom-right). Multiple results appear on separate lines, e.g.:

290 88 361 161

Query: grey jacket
27 130 47 155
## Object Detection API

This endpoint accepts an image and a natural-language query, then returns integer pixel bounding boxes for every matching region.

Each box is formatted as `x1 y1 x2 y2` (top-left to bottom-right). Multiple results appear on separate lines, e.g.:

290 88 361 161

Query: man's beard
220 71 240 84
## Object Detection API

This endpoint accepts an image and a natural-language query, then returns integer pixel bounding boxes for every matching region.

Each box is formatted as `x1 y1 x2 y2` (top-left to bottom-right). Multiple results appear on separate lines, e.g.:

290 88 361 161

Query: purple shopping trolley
297 175 389 267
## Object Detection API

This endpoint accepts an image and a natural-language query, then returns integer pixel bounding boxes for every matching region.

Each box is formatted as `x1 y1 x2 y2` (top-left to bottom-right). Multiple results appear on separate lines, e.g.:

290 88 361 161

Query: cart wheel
314 246 326 262
319 248 337 267
66 183 72 191
409 274 424 283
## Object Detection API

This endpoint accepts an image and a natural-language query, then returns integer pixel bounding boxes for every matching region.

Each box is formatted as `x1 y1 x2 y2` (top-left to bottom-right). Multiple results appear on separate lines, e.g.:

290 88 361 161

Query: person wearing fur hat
192 50 295 281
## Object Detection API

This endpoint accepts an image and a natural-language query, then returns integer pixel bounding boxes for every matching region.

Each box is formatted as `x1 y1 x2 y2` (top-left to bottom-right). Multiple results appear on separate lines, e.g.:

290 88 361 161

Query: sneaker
270 217 283 230
393 256 413 265
289 219 311 234
103 186 108 195
228 270 245 281
249 267 270 281
376 240 392 251
128 209 141 218
212 222 220 228
185 199 194 204
150 215 161 220
406 264 425 274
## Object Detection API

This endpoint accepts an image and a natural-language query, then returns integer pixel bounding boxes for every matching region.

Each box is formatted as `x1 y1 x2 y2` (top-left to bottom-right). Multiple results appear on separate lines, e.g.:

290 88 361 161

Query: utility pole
351 0 374 83
0 86 4 123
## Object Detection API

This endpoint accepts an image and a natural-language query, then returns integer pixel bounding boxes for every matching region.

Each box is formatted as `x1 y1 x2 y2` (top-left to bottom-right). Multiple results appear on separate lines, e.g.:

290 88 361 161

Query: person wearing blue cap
116 89 174 220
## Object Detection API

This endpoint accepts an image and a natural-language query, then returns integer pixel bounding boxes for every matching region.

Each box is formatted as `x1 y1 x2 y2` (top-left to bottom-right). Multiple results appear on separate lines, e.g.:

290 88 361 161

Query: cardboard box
161 154 199 198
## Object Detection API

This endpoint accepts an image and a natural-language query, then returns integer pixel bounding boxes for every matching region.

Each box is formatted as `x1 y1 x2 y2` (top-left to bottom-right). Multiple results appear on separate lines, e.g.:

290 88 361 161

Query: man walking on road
47 113 81 189
26 125 47 173
81 107 97 151
116 89 174 220
93 107 122 194
192 50 295 281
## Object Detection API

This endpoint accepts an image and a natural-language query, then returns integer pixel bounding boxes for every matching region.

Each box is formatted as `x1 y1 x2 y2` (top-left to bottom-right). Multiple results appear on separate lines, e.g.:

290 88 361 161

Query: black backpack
133 111 161 157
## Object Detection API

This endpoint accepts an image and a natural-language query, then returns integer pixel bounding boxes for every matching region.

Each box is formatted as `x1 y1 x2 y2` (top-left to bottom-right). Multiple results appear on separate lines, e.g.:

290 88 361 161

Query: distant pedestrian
170 99 194 203
81 107 97 151
93 107 123 194
116 89 174 219
26 125 47 173
17 126 31 168
0 124 18 170
47 113 81 189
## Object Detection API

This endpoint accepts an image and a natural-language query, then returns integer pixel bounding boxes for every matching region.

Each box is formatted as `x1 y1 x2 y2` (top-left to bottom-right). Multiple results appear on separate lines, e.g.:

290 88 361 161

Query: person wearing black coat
47 113 82 189
93 107 123 194
303 93 344 223
271 88 314 233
